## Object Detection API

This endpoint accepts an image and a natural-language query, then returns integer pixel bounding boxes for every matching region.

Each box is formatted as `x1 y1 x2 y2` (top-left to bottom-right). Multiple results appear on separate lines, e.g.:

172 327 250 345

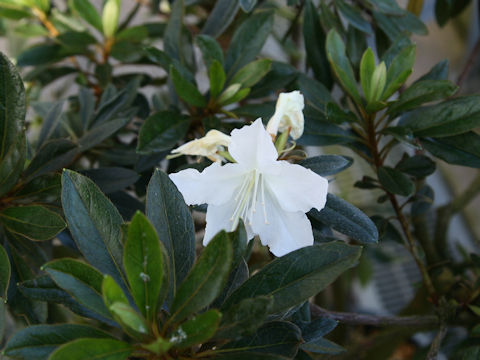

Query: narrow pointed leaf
170 66 207 107
0 244 10 298
378 166 415 196
202 0 240 38
171 309 222 349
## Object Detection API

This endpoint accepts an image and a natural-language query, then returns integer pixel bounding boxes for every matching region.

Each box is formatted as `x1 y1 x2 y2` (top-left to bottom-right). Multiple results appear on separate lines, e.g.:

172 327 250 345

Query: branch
310 304 439 327
457 37 480 88
426 323 447 360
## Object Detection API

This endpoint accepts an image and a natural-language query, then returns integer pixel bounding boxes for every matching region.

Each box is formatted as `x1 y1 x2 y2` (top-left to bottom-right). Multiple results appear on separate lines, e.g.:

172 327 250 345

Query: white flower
169 119 328 256
266 91 305 140
171 130 231 162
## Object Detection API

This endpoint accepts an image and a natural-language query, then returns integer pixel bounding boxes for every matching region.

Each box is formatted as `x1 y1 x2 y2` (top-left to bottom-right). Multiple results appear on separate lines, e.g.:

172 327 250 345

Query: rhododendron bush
0 0 479 359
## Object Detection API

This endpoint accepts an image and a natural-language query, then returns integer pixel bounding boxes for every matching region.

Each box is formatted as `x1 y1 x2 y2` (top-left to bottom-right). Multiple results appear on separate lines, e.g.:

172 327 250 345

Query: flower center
229 170 269 230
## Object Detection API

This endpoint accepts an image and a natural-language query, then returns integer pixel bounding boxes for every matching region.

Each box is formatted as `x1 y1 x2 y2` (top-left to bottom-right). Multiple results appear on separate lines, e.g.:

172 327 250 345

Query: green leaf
377 166 415 196
0 132 26 197
381 45 416 100
411 185 434 217
0 299 4 341
0 205 65 241
171 309 222 349
388 79 458 116
309 193 378 243
299 155 353 176
196 34 224 68
0 51 25 160
218 87 250 106
124 211 169 322
240 0 257 12
49 338 133 360
223 242 361 314
0 244 10 299
360 48 376 100
215 296 272 339
16 43 67 66
3 324 113 360
225 11 273 75
43 258 111 319
61 170 126 290
395 154 436 178
416 59 449 82
81 167 139 194
170 66 207 107
218 321 301 358
335 0 372 34
399 95 480 137
146 169 195 303
202 0 240 38
137 111 190 154
102 275 129 309
169 231 232 324
109 302 149 334
296 74 333 111
420 132 480 168
303 0 332 88
301 337 345 354
79 117 130 151
326 29 361 104
163 0 184 62
230 59 272 88
209 60 226 99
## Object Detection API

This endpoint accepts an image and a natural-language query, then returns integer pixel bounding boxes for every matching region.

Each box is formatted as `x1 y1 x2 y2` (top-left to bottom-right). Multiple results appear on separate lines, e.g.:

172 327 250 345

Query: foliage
0 0 479 359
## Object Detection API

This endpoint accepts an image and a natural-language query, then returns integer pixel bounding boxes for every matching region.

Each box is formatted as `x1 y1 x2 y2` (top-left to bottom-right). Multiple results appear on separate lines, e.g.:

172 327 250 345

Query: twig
281 0 305 43
310 304 439 327
426 323 447 360
457 36 480 88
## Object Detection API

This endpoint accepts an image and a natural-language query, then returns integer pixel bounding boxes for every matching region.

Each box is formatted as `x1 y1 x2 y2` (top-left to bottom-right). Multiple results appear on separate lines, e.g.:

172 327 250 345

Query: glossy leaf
377 166 415 196
3 324 112 360
335 0 372 34
43 258 111 319
230 59 271 88
170 66 207 107
0 132 26 197
0 205 66 241
49 338 133 360
301 337 345 354
360 48 376 99
72 0 102 31
420 133 480 168
223 242 361 314
81 167 139 194
202 0 239 38
382 45 416 100
124 211 169 322
163 0 184 62
61 170 126 289
300 155 353 176
196 34 224 68
309 194 379 244
395 154 436 178
169 231 232 323
137 111 190 154
171 309 222 349
326 29 361 104
146 170 195 302
209 60 226 99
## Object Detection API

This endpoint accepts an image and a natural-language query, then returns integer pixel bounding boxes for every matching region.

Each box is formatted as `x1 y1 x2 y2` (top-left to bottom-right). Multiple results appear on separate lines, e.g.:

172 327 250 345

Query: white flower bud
171 130 231 162
266 91 305 140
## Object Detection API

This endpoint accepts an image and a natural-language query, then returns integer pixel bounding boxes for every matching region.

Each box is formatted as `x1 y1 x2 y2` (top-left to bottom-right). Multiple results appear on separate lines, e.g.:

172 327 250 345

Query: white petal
228 119 278 168
266 91 305 140
263 161 328 213
250 190 313 256
169 162 246 206
204 202 255 245
171 130 231 159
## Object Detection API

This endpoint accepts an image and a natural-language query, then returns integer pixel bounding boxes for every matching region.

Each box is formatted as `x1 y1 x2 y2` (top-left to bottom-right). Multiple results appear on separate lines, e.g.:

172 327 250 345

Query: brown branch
457 36 480 88
310 304 439 327
426 323 447 360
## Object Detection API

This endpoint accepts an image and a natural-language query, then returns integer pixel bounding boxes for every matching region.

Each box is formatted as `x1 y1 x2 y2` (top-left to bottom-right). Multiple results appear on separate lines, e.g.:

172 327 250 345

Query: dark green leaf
223 242 361 314
17 44 66 66
0 205 65 241
145 46 194 82
301 337 345 354
170 66 206 107
209 60 226 99
43 258 111 319
249 62 298 98
0 299 4 340
346 25 367 68
382 45 416 100
212 259 249 308
303 0 332 88
3 324 113 360
218 321 301 358
416 59 449 82
36 100 64 148
225 11 273 76
371 215 403 243
91 88 131 126
300 115 359 146
326 29 361 104
400 96 480 137
411 185 434 217
0 244 10 298
377 166 415 196
420 133 480 168
163 0 184 62
202 0 240 38
295 74 333 111
395 154 436 178
215 296 272 339
124 211 169 322
146 170 195 303
72 0 102 31
79 117 130 151
49 338 133 360
435 0 471 27
0 132 26 197
308 194 379 244
61 170 126 290
137 111 190 154
335 0 372 34
172 309 222 349
230 59 272 88
300 155 353 176
388 79 457 116
169 231 232 323
81 167 139 194
196 34 225 68
297 317 338 342
0 52 25 160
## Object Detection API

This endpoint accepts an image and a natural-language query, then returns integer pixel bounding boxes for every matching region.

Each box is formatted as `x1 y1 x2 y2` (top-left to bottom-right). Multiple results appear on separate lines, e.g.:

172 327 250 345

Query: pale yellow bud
266 91 304 140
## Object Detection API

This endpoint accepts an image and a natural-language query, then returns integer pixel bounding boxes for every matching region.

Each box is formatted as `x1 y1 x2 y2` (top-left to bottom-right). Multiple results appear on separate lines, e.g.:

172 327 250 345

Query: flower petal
228 118 278 168
250 190 314 256
169 162 246 206
204 202 255 245
263 161 328 213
